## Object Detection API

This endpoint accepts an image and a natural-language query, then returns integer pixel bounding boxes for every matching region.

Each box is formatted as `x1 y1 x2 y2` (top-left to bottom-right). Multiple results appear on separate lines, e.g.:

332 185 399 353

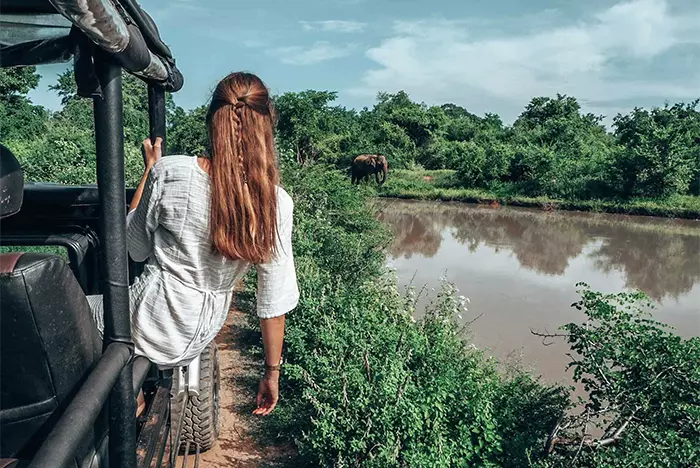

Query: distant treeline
268 90 700 201
2 66 699 202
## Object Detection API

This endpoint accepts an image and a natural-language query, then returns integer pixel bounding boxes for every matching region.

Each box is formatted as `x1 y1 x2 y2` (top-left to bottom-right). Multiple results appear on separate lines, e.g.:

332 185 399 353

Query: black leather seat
0 145 106 467
0 254 103 459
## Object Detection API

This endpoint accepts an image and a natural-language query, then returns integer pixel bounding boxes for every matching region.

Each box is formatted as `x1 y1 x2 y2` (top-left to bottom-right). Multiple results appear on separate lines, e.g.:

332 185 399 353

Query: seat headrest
0 144 23 219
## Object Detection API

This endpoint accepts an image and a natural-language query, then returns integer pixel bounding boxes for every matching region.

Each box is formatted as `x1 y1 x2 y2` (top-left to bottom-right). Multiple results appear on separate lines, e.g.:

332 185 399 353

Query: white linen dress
88 155 299 367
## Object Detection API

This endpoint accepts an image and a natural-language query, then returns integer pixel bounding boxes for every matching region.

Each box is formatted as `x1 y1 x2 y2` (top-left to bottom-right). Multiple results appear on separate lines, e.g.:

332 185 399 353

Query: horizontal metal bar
27 342 133 468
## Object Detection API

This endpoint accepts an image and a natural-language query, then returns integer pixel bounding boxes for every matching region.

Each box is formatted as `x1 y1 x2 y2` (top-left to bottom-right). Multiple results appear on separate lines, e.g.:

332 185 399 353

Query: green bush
539 285 700 467
240 164 699 467
246 164 567 467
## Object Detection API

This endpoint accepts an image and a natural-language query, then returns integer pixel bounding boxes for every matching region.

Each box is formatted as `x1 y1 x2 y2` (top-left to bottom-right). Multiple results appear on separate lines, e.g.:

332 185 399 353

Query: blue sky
30 0 700 124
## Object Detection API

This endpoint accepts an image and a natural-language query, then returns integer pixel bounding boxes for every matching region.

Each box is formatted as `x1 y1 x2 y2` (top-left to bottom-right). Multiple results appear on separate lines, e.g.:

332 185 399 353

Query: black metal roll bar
148 85 167 153
27 343 132 468
26 48 176 468
92 50 138 468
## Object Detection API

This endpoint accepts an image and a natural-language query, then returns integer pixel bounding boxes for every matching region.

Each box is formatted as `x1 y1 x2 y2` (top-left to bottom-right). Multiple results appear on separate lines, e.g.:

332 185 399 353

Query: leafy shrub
537 284 700 467
454 141 513 189
612 103 700 198
246 164 567 467
242 164 699 467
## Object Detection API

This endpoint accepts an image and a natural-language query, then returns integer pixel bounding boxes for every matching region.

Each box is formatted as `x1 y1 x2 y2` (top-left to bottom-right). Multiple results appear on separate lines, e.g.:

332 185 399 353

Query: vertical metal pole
93 51 136 468
147 85 167 155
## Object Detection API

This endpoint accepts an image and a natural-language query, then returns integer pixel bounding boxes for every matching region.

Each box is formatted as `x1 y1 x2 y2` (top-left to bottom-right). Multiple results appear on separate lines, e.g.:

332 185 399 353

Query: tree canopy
4 67 698 200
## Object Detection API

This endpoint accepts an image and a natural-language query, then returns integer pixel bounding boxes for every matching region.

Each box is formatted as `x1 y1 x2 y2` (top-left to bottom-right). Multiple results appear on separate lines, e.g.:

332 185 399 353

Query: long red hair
206 72 280 263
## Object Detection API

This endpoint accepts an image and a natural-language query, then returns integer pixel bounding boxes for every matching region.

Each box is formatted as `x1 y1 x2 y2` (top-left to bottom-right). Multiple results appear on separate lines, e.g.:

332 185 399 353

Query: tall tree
274 90 342 165
0 67 47 141
613 102 700 198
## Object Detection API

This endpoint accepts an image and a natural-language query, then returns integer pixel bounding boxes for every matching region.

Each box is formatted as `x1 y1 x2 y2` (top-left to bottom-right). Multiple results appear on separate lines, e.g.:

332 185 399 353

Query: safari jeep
0 1 220 467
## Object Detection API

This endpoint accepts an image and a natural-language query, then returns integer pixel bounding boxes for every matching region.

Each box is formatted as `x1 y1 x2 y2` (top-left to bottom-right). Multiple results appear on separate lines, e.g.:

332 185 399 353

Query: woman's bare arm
253 314 286 416
261 315 285 366
130 138 162 212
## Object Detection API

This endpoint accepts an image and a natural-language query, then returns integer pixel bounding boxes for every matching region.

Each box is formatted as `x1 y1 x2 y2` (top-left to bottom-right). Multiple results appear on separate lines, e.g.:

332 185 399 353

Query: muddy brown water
378 198 700 387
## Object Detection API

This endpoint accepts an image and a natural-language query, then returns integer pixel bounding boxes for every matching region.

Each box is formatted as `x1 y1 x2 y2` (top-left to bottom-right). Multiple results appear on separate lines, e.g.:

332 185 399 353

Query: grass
379 169 700 220
0 245 69 258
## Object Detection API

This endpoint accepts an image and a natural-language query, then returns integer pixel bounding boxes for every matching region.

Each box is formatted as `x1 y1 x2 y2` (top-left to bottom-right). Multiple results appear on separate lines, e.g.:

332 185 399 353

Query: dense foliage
5 67 699 203
269 91 700 202
379 169 700 219
243 165 567 467
2 66 698 466
535 286 700 467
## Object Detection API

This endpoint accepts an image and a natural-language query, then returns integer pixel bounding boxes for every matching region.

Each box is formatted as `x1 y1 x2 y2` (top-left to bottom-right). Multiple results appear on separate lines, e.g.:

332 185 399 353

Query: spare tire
172 340 221 452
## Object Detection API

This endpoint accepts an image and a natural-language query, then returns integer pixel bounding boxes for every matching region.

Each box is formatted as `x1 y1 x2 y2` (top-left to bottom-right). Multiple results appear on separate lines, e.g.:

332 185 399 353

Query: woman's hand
130 137 162 212
142 137 162 168
253 372 279 416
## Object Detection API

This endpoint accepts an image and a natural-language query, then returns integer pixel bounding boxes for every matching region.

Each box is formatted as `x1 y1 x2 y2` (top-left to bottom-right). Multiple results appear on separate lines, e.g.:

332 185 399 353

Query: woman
89 72 299 416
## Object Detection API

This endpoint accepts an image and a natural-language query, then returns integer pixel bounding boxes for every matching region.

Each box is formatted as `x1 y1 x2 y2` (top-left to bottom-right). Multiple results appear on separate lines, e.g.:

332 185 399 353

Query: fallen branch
548 409 638 454
530 328 571 346
465 312 484 327
545 415 564 454
601 407 639 443
572 408 592 465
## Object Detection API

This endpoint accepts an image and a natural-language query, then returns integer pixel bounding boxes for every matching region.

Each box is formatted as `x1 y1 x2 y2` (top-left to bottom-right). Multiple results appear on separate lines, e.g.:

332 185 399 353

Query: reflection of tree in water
589 229 700 301
449 210 588 275
378 210 446 259
380 200 700 301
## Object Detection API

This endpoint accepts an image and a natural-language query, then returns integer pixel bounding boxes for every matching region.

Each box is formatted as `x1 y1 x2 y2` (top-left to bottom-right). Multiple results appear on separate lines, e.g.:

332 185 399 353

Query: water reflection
379 200 700 301
379 199 700 384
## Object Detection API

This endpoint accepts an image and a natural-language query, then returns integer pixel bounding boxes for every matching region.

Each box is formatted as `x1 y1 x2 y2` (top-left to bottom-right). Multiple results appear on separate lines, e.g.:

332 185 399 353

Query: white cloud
271 41 356 65
351 0 700 122
300 20 366 33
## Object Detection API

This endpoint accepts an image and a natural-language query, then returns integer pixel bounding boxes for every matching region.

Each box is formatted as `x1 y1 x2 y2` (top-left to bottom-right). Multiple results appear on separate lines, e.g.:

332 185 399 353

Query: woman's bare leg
136 389 146 416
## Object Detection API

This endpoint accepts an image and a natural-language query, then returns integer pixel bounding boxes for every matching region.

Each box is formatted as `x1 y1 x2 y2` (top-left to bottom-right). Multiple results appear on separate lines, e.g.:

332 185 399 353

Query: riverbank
379 170 700 220
208 163 698 467
240 164 569 467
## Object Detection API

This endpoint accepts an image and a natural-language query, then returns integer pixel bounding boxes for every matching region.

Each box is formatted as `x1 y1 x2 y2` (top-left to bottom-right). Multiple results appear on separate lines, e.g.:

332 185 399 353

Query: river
378 198 700 386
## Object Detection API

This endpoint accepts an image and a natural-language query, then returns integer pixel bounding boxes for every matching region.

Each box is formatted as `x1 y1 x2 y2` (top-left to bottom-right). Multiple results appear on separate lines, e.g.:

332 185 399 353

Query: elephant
351 154 388 185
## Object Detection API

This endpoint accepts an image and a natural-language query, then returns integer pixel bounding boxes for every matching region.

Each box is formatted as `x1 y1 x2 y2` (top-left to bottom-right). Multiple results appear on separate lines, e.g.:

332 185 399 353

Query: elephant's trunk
380 162 388 185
